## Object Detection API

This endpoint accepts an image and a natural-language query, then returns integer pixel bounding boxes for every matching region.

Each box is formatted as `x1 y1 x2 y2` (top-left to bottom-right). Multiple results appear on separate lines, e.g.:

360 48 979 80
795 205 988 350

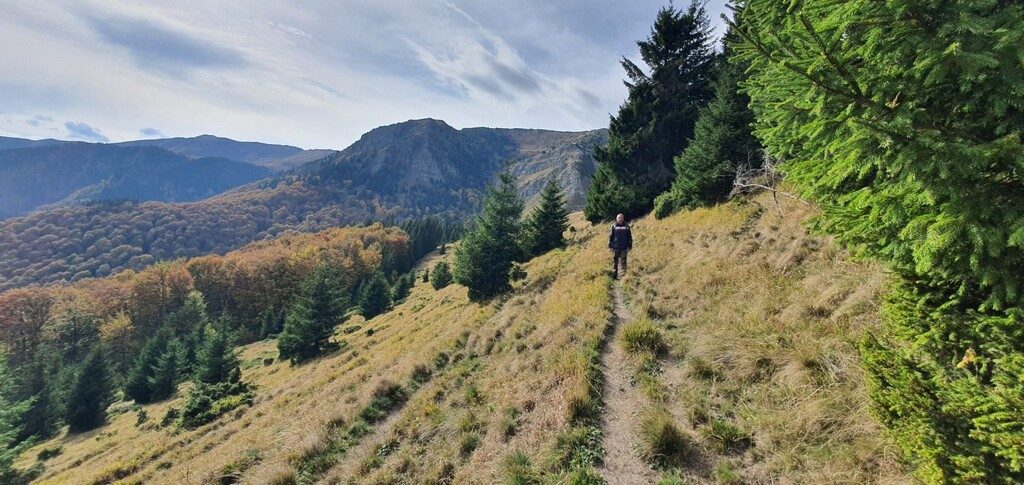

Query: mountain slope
17 193 907 484
0 120 606 291
0 136 64 151
116 135 335 171
0 143 272 219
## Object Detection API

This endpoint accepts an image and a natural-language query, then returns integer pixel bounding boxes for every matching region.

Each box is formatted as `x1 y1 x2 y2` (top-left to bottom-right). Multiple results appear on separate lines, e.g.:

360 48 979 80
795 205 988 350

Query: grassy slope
21 194 908 484
619 194 908 483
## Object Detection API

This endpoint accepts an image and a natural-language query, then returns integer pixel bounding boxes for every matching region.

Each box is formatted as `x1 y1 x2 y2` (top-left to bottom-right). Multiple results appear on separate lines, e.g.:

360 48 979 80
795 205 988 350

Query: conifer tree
277 263 346 363
195 320 240 385
654 29 761 219
124 326 172 404
17 354 53 441
422 268 430 283
165 290 208 336
358 271 392 319
525 179 569 256
65 349 110 433
148 340 182 401
735 1 1024 481
430 262 453 290
454 172 526 301
391 273 413 304
585 2 716 221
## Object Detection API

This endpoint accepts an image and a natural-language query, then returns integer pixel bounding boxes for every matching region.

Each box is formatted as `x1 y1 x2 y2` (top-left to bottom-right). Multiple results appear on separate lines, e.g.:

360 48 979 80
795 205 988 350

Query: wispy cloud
65 121 109 142
0 0 729 148
86 14 247 74
139 127 164 137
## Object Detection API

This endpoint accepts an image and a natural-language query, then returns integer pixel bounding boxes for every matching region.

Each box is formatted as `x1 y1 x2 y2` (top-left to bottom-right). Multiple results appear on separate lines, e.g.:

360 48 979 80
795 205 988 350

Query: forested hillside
0 121 605 291
0 144 272 219
115 135 336 172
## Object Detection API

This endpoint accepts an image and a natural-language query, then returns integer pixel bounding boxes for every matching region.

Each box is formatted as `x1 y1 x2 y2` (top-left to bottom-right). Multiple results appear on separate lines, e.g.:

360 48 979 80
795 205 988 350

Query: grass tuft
618 317 666 355
501 450 540 485
637 407 690 468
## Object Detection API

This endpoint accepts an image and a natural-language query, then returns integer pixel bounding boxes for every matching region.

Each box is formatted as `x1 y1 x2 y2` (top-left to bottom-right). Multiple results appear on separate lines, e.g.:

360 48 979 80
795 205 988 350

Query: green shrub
37 446 63 461
549 426 603 472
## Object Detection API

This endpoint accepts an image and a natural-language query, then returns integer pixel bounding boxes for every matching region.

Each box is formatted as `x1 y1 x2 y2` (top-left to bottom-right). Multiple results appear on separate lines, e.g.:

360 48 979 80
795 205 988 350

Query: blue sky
0 1 730 149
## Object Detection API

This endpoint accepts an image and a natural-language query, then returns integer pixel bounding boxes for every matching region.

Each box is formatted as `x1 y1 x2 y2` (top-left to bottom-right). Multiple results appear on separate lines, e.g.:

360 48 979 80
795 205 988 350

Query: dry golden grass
620 193 909 484
17 193 908 484
18 216 612 484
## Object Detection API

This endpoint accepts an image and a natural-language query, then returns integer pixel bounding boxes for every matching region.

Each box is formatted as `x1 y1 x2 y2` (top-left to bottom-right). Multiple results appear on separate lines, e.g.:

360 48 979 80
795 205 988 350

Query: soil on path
597 283 659 484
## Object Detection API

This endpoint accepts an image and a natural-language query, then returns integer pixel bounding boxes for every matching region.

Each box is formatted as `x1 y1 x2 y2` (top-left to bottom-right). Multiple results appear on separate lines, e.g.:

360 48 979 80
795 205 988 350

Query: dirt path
597 283 658 484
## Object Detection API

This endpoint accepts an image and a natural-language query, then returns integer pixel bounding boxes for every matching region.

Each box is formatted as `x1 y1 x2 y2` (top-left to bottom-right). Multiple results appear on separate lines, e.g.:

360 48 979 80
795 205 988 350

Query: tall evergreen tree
17 357 52 441
585 2 716 221
277 263 347 363
358 271 392 319
65 349 110 433
454 172 526 301
165 290 208 336
124 326 172 404
195 320 241 385
735 1 1024 481
148 340 182 401
654 27 762 219
430 262 453 290
525 178 569 256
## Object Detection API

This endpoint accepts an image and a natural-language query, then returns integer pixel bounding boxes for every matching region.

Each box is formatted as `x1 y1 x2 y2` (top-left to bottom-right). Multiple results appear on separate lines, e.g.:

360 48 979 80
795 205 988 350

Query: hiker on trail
609 213 632 279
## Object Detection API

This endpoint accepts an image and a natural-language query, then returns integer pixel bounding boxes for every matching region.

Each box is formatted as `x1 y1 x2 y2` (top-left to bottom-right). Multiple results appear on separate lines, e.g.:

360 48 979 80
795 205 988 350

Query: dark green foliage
422 269 430 283
178 381 253 429
400 216 462 265
735 1 1024 482
147 340 182 401
390 273 414 304
430 262 453 290
165 290 209 336
177 324 251 429
195 323 241 386
277 263 347 363
585 2 716 221
525 179 569 256
0 356 32 484
358 271 392 319
17 357 53 441
654 32 761 219
124 326 173 404
454 173 526 301
257 307 285 339
65 349 111 433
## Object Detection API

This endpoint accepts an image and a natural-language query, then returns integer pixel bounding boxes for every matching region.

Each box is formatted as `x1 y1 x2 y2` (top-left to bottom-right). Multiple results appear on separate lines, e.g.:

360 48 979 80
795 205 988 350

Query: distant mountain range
0 119 606 290
0 143 273 219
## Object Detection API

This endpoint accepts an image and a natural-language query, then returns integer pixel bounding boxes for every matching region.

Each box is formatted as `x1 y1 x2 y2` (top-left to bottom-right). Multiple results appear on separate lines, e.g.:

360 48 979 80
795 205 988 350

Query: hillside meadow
13 193 909 484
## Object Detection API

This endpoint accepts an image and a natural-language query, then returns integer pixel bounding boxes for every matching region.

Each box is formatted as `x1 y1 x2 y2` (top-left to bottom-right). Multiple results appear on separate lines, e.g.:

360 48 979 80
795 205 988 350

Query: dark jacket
609 223 632 251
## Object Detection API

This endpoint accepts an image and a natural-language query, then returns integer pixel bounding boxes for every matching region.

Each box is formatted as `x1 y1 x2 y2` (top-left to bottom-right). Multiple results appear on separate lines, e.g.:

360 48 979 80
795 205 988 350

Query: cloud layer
0 0 728 149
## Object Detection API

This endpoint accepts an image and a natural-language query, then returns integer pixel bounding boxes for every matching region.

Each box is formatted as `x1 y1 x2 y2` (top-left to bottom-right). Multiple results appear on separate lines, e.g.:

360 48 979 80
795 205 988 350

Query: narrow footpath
597 282 658 484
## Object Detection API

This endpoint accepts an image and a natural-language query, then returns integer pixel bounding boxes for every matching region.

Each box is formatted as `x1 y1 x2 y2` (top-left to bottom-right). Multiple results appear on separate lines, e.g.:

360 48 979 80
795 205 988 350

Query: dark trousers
612 249 628 278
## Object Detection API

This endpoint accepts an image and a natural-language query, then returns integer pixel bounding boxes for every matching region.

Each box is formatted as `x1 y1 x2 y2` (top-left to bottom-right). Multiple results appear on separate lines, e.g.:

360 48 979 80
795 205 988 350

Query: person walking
609 213 632 279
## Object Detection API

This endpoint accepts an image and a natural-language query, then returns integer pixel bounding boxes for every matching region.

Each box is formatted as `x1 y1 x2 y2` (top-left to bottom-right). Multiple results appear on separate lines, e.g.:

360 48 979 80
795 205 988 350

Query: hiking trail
597 282 658 484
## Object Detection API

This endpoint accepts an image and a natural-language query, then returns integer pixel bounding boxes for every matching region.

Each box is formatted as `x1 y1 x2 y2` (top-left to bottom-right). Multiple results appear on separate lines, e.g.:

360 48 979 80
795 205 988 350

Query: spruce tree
165 290 208 336
17 355 53 441
735 1 1024 481
585 2 716 221
525 179 569 256
124 326 172 404
358 271 392 319
654 30 762 219
430 262 453 290
422 268 430 283
277 263 346 363
65 349 110 433
195 322 240 385
391 273 413 304
148 340 182 401
454 172 526 301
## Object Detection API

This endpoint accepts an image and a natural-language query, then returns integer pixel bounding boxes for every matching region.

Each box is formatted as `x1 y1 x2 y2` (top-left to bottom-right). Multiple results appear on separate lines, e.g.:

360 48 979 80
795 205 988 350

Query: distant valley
0 119 606 290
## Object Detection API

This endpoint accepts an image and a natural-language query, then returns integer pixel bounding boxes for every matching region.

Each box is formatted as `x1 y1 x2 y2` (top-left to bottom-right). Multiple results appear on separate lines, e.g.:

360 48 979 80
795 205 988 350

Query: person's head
615 213 625 224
